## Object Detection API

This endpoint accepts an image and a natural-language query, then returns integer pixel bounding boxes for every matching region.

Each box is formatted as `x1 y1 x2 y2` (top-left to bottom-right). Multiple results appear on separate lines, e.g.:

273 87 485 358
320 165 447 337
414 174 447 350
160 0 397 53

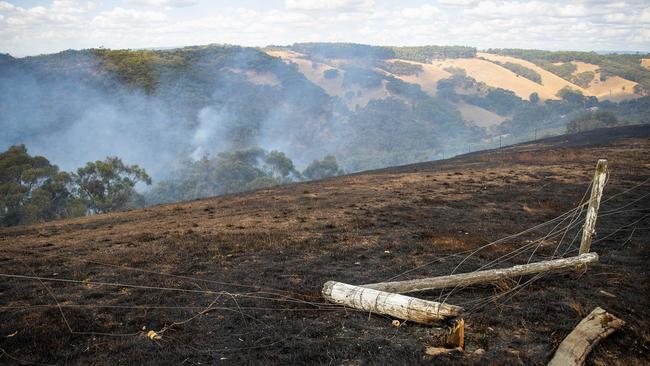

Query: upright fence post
579 159 608 254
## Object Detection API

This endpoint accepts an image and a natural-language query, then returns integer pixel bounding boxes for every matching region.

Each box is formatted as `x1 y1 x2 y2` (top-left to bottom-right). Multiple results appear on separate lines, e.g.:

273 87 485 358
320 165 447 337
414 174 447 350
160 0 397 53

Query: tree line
0 145 345 227
281 43 477 64
483 58 542 84
145 148 344 205
0 145 151 227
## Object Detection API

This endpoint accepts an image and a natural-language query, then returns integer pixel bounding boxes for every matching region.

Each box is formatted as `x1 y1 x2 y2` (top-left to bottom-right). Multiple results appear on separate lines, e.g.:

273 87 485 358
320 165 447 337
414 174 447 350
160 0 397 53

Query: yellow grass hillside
566 61 640 102
383 59 451 96
433 57 551 101
266 50 390 109
476 52 589 100
267 49 643 110
452 53 639 102
571 61 599 73
641 59 650 70
588 75 638 102
456 101 505 129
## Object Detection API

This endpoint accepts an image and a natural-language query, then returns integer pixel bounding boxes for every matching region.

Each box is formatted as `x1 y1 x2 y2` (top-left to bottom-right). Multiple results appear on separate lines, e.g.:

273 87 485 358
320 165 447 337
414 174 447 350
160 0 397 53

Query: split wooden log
447 319 465 349
322 281 462 324
548 307 624 366
362 253 598 294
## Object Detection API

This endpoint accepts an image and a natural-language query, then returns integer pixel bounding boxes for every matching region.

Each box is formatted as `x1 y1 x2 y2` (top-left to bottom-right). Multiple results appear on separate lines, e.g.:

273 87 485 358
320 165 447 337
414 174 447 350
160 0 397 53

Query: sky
1 0 649 57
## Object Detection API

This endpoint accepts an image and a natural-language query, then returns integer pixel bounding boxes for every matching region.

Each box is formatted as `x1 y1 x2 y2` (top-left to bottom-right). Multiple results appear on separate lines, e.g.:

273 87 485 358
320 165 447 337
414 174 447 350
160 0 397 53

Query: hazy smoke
0 60 195 178
0 49 340 183
0 45 475 189
190 106 230 161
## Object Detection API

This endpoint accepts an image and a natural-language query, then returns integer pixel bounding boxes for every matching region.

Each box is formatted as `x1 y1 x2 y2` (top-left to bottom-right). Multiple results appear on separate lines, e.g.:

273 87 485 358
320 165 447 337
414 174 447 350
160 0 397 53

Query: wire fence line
0 165 648 342
435 180 593 308
435 124 568 159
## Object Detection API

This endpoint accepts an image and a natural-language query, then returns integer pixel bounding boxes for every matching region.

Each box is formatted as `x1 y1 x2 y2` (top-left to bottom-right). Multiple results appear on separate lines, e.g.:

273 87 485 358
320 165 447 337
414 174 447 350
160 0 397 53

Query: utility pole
499 135 502 149
534 128 537 141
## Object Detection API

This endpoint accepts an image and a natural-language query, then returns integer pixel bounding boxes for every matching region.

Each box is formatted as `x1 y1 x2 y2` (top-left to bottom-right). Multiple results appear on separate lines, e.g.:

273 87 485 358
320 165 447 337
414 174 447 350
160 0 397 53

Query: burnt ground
1 125 649 365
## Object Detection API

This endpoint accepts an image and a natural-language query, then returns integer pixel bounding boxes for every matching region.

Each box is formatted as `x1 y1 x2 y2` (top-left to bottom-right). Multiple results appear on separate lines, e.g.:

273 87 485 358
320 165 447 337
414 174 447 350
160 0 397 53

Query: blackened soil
1 125 649 365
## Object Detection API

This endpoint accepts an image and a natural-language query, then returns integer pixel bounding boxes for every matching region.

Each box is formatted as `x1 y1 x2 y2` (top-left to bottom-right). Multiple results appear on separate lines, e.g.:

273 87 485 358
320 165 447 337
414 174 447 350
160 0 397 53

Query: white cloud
557 4 586 17
639 7 650 23
401 4 440 19
262 10 310 24
92 7 166 28
604 2 627 9
603 13 626 22
285 0 374 11
126 0 197 7
465 1 546 18
437 0 480 5
0 1 15 11
0 2 82 27
51 0 88 13
0 0 649 56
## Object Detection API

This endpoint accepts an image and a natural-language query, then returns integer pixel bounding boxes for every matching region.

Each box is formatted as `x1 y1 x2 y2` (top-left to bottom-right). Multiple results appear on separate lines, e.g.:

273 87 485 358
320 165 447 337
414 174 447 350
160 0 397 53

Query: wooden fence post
579 159 608 254
548 307 624 366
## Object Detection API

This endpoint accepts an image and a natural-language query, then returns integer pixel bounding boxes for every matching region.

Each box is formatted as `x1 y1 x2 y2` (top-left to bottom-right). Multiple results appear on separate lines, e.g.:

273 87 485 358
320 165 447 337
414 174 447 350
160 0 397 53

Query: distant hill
1 43 649 184
265 43 649 140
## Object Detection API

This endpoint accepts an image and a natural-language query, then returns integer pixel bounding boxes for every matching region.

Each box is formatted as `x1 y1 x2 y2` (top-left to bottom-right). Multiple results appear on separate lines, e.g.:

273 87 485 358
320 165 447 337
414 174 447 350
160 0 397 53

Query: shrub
302 155 344 180
566 111 619 133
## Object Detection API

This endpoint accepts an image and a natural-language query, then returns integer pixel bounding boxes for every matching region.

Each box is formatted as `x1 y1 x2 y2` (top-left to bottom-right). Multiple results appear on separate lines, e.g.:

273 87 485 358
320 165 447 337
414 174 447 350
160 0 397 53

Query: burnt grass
1 125 649 365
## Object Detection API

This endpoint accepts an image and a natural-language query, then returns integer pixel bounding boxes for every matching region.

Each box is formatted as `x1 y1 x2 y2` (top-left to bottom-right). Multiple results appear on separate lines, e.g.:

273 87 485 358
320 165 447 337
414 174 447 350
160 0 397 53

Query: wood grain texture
548 307 625 366
362 253 598 294
322 281 462 324
579 159 608 254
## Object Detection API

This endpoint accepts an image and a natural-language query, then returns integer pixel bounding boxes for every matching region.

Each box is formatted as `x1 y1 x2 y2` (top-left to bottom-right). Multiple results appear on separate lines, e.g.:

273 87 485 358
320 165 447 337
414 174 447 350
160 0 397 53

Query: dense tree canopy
389 46 477 62
145 148 337 205
284 43 476 64
75 157 151 214
487 59 542 84
379 61 423 76
0 145 83 226
0 146 153 226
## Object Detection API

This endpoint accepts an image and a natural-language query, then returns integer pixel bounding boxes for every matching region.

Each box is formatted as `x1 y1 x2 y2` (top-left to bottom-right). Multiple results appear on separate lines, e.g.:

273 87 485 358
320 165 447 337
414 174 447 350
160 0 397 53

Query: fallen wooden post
362 253 598 294
579 159 608 254
548 307 624 366
322 281 462 324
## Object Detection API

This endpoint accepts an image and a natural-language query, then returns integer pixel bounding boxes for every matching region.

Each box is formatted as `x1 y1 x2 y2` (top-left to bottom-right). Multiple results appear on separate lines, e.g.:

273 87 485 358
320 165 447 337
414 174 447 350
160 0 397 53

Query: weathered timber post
322 281 462 324
579 159 608 254
362 253 599 294
548 307 624 366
